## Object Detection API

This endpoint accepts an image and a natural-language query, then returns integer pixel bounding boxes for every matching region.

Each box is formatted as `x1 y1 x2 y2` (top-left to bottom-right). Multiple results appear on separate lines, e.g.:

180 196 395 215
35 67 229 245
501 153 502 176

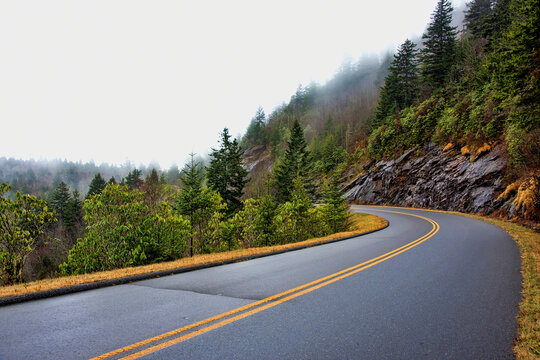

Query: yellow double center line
91 209 439 360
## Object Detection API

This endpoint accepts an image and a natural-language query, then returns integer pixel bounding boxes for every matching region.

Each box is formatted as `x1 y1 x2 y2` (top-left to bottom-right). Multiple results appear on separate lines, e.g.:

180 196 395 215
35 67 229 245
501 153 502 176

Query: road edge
0 221 389 307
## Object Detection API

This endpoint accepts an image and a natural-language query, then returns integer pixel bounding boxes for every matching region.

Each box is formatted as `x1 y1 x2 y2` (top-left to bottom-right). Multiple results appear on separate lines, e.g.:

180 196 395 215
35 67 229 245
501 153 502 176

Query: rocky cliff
343 143 539 221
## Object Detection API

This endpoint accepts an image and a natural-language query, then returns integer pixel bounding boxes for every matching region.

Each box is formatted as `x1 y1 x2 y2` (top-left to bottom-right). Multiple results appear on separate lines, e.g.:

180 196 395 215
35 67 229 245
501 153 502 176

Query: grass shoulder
0 212 387 300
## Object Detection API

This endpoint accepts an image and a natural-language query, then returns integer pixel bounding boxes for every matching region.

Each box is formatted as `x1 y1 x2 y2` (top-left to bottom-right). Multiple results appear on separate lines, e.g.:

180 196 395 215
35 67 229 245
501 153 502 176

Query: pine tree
50 182 71 221
373 39 419 128
421 0 457 88
64 190 83 230
274 119 313 202
125 169 143 190
86 173 106 199
181 153 205 191
243 106 267 147
464 0 494 37
321 177 350 233
108 176 117 185
207 128 249 215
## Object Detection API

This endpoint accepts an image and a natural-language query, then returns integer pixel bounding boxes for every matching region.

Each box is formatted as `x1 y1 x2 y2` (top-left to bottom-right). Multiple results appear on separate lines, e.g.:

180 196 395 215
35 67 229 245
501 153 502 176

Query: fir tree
243 106 267 147
125 169 143 190
373 39 419 128
464 0 494 37
181 153 205 191
107 176 117 185
207 128 249 215
273 119 313 202
421 0 457 88
50 182 71 221
64 190 83 230
86 173 106 199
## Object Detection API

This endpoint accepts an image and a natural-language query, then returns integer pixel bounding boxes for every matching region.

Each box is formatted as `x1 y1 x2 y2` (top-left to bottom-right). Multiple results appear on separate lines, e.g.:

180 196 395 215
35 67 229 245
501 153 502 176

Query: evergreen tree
64 190 83 230
321 177 350 233
107 176 117 185
373 39 419 127
125 169 143 190
86 173 106 199
181 153 205 191
207 128 249 215
421 0 457 88
273 119 313 202
50 182 71 221
174 155 223 257
464 0 494 37
243 106 267 147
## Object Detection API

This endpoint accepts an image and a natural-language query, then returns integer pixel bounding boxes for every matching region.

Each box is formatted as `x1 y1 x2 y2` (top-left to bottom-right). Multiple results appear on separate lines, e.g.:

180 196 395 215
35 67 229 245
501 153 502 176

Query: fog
0 0 468 168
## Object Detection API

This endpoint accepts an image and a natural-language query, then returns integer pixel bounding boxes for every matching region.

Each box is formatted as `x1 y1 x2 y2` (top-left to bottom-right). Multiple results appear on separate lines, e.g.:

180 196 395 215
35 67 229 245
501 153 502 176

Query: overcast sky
0 0 467 169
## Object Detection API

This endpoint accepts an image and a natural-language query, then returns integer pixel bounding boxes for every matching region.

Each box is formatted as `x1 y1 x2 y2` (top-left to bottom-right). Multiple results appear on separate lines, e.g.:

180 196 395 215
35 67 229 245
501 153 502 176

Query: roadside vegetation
0 212 386 299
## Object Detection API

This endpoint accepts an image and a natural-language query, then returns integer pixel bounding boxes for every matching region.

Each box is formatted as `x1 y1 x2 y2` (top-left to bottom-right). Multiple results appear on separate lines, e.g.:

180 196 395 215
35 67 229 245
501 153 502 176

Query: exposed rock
344 142 515 215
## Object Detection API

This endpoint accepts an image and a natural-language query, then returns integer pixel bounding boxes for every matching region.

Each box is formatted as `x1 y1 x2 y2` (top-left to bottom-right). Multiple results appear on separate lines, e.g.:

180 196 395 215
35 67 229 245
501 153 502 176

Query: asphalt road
0 206 521 359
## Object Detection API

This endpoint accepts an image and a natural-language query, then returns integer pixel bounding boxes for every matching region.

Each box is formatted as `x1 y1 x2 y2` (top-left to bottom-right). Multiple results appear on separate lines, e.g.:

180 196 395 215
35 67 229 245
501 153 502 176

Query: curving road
0 206 521 359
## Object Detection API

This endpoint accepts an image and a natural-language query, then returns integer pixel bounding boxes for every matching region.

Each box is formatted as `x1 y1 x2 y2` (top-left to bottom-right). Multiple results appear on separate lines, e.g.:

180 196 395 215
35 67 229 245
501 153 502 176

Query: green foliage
86 173 106 199
274 119 313 202
125 169 143 190
207 128 249 215
181 153 204 192
242 107 268 148
49 182 71 221
64 190 83 230
373 39 420 129
1 183 57 284
60 185 189 275
421 0 457 88
464 0 494 38
320 177 350 233
173 186 226 256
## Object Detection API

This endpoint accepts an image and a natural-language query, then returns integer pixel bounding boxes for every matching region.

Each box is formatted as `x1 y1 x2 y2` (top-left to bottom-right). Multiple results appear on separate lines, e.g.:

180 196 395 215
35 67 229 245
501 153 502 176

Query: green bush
60 185 190 275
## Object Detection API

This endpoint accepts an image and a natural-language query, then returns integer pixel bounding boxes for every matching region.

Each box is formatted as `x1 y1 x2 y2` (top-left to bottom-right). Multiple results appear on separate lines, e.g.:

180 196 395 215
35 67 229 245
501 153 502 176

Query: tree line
2 124 350 283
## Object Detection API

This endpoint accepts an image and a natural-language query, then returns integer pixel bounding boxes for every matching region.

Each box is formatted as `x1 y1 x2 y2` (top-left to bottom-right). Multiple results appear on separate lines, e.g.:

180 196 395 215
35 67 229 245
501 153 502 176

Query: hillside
241 0 539 223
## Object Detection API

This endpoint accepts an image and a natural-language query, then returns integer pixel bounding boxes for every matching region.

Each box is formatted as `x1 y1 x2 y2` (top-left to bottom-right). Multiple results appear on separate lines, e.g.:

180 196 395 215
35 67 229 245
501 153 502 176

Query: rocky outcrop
344 143 509 214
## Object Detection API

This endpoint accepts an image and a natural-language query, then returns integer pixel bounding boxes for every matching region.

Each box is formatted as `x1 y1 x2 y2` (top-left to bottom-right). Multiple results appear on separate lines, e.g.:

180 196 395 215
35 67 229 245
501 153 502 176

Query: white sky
0 0 467 169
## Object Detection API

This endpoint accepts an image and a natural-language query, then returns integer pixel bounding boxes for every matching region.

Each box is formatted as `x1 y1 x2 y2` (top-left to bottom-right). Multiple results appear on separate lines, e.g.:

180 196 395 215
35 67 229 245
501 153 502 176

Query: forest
1 0 538 284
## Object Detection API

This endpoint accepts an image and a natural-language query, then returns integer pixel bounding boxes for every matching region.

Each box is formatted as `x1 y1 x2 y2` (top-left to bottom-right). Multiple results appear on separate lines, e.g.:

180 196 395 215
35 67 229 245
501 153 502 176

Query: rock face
344 143 508 214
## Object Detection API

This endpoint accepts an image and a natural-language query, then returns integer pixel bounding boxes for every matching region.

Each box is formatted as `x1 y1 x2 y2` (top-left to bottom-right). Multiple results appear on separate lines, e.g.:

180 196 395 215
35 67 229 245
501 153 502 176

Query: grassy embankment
0 212 387 299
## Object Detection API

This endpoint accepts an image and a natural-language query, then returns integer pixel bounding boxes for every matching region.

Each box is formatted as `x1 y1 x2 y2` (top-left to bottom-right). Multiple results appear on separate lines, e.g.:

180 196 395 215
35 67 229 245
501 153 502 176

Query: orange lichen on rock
497 181 520 201
471 142 492 162
461 145 471 156
512 176 539 220
443 143 454 152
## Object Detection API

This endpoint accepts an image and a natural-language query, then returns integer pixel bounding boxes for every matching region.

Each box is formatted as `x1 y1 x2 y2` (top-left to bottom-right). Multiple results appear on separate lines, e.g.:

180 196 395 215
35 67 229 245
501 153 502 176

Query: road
0 206 521 359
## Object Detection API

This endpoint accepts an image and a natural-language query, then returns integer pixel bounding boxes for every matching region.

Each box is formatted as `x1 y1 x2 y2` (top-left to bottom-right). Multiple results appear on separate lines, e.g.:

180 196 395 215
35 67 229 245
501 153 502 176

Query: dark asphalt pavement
0 206 521 359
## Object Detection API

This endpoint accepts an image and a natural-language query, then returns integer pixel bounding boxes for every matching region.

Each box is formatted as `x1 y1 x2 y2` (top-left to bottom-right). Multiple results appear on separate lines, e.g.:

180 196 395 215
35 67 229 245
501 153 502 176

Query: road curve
0 206 521 359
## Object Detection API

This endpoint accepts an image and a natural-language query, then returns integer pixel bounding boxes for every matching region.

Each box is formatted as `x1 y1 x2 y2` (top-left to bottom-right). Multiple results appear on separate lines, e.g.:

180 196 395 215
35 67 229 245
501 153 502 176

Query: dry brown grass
0 213 387 299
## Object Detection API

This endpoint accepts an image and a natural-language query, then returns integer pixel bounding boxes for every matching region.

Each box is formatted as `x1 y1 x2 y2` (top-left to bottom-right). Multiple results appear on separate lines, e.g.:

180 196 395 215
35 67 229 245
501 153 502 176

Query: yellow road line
91 209 439 360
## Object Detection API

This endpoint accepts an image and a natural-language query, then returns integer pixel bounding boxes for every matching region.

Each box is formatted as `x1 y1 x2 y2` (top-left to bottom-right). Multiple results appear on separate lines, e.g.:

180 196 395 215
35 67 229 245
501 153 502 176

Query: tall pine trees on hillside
464 0 494 37
421 0 457 88
274 119 313 202
207 128 248 215
373 39 419 128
